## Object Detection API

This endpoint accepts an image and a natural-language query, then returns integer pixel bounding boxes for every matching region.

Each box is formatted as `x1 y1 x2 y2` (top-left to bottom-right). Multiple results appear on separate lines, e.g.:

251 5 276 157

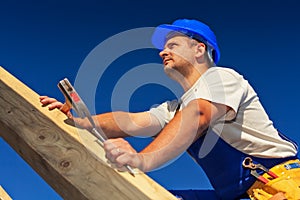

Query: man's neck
179 64 211 92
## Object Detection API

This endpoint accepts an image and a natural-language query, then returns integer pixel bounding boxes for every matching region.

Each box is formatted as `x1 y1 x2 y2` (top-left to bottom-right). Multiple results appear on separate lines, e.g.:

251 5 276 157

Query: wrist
73 117 92 130
138 152 157 172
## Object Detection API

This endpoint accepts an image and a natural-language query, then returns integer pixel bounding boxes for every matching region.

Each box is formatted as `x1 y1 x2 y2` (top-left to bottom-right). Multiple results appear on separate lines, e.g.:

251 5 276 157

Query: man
40 19 298 199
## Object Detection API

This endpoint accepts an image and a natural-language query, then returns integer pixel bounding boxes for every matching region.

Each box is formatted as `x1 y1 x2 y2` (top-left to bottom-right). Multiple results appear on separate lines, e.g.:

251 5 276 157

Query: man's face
159 35 197 79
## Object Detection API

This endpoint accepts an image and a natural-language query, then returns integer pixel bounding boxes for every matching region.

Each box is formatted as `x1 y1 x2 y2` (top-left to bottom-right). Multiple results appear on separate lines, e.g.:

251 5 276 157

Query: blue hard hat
152 19 221 63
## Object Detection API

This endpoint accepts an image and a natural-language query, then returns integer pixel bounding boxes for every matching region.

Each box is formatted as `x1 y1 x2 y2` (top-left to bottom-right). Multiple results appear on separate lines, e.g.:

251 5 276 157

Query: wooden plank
0 66 177 200
0 186 12 200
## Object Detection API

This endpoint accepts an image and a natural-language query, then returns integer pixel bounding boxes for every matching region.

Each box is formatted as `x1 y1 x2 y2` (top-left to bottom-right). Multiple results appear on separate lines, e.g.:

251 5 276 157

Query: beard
164 60 194 81
164 63 192 82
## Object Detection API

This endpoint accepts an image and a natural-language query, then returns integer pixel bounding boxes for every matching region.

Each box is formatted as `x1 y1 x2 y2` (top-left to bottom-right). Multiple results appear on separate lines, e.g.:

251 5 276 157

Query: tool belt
245 158 300 200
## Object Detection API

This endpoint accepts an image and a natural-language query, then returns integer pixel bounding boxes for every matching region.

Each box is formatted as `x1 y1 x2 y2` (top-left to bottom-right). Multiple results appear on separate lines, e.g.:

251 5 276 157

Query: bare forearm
95 112 130 138
140 102 205 171
75 111 162 139
40 96 162 139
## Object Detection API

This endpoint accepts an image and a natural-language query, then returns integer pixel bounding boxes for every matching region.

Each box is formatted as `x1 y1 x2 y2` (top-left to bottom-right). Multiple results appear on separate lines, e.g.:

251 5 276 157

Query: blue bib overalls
171 130 298 200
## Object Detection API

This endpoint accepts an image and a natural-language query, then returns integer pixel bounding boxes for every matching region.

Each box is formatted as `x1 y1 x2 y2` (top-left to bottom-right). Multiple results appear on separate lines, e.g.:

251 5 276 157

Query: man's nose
159 48 169 58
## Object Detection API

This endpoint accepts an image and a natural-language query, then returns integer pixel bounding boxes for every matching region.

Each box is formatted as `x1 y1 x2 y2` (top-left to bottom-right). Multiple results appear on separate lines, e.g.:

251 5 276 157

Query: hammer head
58 78 84 118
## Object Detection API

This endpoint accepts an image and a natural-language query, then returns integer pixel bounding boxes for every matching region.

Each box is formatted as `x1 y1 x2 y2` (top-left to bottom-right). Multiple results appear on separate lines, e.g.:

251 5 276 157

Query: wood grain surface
0 66 177 200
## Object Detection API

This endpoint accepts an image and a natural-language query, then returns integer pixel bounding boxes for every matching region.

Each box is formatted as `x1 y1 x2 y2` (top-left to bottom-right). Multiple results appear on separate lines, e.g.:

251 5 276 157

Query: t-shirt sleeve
148 100 179 128
184 69 246 120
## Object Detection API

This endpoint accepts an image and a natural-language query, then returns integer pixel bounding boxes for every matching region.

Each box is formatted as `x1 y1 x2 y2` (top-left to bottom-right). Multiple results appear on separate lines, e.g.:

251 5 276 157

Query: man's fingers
40 97 58 105
47 102 64 110
106 160 128 172
115 152 133 166
103 138 140 170
107 150 132 168
39 96 48 100
105 148 123 162
104 138 135 153
39 96 65 110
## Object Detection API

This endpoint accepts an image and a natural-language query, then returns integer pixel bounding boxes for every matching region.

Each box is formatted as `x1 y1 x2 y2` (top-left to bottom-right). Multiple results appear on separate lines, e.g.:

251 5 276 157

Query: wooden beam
0 186 12 200
0 66 177 200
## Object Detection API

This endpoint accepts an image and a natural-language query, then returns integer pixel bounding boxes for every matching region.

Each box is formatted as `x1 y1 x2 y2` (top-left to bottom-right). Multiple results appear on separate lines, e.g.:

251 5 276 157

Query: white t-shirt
149 67 297 158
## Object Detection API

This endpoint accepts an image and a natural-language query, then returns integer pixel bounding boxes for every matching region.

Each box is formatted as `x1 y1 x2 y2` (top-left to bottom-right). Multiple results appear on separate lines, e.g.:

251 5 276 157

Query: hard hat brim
152 24 198 50
151 23 220 63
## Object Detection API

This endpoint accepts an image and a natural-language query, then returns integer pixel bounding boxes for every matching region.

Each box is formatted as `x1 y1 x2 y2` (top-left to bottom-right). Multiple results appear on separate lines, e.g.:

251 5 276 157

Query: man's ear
195 43 206 58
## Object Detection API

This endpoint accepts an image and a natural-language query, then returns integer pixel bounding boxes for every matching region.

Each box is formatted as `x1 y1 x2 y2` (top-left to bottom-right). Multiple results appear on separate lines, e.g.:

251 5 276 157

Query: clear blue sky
0 1 300 199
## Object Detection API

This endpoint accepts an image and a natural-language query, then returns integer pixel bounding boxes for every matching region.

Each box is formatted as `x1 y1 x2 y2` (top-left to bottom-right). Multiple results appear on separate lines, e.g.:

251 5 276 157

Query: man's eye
169 43 177 49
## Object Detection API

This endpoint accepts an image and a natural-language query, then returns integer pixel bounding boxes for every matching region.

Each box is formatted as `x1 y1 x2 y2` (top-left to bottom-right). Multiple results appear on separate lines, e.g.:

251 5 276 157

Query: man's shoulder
209 66 240 74
204 66 244 81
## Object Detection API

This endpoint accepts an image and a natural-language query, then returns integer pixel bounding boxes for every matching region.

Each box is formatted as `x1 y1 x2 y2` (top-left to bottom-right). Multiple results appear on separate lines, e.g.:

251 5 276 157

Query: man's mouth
163 58 172 66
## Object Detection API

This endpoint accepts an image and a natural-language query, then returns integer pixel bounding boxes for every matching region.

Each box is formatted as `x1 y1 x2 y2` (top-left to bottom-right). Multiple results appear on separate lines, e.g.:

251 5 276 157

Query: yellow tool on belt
243 157 300 200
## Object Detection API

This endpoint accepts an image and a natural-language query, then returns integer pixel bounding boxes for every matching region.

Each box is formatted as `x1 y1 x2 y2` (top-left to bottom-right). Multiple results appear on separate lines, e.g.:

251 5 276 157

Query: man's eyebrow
167 41 176 45
164 42 177 49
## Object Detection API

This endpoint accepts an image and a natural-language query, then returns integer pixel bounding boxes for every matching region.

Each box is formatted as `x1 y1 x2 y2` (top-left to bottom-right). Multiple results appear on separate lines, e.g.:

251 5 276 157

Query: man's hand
39 96 73 119
104 138 146 171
